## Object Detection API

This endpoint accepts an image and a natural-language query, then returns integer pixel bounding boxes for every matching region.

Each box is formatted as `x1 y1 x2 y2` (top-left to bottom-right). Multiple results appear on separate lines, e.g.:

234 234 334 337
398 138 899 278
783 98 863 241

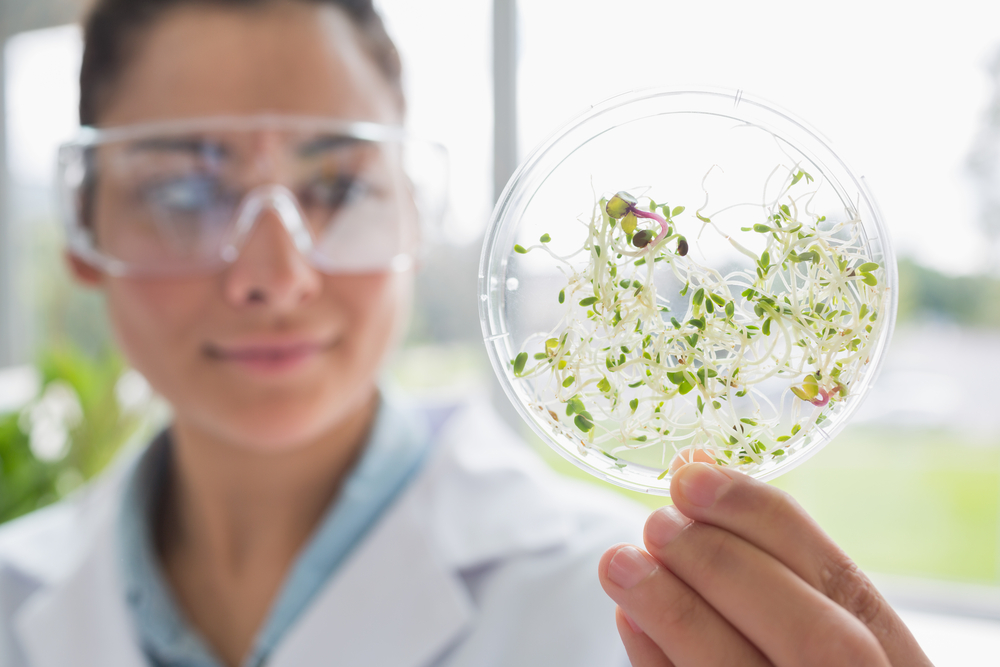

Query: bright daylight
0 1 999 666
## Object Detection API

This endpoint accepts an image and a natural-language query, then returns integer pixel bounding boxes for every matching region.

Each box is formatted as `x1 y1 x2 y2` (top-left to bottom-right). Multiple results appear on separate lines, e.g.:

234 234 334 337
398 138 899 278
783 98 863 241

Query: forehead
98 3 401 127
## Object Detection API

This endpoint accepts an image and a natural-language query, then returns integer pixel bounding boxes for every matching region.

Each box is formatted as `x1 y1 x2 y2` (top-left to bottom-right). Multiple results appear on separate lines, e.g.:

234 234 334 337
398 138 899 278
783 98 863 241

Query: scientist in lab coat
0 0 933 665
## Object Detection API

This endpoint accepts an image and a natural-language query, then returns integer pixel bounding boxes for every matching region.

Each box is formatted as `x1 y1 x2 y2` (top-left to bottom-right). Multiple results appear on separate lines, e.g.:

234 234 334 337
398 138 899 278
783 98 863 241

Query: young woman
0 0 931 665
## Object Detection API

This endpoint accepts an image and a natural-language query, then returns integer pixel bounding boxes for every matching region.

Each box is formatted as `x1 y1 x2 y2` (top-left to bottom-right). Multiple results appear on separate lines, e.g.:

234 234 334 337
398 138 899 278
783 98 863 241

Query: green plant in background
0 344 152 524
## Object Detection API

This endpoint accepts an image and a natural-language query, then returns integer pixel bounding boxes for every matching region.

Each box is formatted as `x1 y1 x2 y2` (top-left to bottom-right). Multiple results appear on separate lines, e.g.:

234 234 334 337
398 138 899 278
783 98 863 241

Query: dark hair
79 0 403 126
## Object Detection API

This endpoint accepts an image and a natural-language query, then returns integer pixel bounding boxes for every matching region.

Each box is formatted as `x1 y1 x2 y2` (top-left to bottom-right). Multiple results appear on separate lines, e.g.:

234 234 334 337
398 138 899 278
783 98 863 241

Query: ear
65 251 104 287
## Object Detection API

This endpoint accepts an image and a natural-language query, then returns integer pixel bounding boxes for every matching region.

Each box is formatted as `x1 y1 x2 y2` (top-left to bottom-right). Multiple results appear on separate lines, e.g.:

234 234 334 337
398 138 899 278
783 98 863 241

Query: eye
142 175 226 215
298 175 369 212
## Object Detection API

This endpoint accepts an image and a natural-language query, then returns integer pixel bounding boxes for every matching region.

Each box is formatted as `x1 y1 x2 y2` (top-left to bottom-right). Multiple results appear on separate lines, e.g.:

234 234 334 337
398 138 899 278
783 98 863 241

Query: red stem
630 207 670 245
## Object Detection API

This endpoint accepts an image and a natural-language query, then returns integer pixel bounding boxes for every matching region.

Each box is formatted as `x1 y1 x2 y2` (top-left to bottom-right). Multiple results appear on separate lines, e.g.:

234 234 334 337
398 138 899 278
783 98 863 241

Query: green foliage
0 344 146 524
897 258 1000 328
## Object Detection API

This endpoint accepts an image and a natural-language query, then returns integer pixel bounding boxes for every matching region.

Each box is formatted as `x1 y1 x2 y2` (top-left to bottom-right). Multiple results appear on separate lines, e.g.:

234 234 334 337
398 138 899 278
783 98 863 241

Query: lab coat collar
9 453 150 667
6 400 586 666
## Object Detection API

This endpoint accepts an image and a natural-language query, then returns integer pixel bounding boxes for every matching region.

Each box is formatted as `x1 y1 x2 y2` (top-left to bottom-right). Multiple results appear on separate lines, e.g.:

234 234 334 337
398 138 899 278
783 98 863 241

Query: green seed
512 352 527 376
632 229 654 248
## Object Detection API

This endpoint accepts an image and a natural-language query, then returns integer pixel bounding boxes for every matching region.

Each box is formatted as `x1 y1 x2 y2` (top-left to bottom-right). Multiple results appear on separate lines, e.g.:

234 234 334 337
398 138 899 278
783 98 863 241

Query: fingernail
645 506 689 548
678 463 731 508
621 608 643 634
607 546 656 589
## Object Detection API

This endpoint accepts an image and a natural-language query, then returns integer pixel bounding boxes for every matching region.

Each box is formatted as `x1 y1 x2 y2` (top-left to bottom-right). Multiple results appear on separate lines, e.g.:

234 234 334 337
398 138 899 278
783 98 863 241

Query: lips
204 335 336 374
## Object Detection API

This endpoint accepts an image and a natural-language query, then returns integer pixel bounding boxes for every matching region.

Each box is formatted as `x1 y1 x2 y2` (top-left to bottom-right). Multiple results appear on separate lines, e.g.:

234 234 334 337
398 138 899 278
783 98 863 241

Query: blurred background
1 0 999 662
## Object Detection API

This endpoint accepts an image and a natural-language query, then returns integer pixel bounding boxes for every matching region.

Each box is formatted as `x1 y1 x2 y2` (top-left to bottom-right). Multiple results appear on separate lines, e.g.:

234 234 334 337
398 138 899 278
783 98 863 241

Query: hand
598 463 933 666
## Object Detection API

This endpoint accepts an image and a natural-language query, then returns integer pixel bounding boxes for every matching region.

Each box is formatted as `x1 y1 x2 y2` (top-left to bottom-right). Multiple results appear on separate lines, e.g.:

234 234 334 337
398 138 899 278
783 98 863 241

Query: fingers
666 464 931 666
642 506 889 667
599 543 771 667
614 606 676 667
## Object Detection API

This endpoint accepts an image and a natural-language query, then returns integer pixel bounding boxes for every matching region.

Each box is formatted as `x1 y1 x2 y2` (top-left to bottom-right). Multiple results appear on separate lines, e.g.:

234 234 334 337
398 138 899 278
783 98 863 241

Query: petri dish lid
479 87 897 495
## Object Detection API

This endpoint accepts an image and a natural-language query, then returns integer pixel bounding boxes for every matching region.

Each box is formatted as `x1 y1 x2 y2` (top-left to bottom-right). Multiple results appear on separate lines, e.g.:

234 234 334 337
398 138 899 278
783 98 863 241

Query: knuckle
820 552 885 626
646 581 703 636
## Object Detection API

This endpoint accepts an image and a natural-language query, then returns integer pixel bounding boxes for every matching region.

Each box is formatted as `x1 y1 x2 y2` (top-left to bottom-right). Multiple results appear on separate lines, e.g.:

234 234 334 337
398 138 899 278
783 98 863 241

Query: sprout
510 167 887 476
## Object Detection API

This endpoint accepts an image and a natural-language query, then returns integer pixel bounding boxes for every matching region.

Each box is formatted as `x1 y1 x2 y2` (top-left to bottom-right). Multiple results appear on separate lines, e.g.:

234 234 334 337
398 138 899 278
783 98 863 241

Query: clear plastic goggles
57 115 448 276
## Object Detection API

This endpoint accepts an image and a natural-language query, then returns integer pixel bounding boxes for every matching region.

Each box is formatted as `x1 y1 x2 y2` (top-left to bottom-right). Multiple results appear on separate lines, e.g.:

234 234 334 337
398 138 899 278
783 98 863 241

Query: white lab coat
0 401 646 666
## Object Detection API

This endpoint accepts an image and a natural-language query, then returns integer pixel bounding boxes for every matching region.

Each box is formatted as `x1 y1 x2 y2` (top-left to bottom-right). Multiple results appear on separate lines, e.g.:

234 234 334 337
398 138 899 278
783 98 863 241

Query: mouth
204 335 336 374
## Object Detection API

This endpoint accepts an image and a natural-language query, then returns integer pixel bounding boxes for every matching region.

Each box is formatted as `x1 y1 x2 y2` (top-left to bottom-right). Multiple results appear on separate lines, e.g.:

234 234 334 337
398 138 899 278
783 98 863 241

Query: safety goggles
57 115 448 276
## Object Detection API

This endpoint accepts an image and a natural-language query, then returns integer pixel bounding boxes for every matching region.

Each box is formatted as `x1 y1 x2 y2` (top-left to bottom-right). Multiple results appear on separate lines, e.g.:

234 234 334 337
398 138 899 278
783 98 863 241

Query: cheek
105 278 212 387
331 272 411 366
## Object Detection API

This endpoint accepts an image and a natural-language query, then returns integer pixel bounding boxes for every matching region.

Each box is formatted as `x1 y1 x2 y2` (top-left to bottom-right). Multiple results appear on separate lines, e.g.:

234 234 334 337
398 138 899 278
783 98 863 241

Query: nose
222 204 321 310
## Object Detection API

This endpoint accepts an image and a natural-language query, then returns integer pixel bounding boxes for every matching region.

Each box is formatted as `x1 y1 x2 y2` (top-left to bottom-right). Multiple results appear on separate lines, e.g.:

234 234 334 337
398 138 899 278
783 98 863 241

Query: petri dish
479 88 897 495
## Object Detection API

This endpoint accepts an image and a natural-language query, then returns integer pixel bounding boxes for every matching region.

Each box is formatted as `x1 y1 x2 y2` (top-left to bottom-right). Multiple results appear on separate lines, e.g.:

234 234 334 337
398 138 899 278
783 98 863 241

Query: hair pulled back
79 0 403 126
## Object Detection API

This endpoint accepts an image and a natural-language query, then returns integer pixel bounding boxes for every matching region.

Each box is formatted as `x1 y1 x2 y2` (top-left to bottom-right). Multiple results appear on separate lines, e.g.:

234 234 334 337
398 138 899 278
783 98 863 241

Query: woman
0 0 931 665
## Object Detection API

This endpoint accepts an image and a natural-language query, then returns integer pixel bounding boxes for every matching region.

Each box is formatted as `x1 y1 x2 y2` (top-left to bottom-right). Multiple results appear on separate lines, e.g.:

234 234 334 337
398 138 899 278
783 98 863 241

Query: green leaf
753 223 771 233
597 377 611 393
710 293 726 307
790 386 811 401
512 352 527 376
622 211 638 234
678 381 694 395
857 262 879 273
725 301 735 319
513 244 527 254
533 353 547 360
539 233 551 243
558 290 565 304
574 414 594 432
671 206 685 217
629 398 639 412
693 288 705 306
562 376 575 388
634 435 648 442
762 318 772 336
606 191 637 219
578 296 598 306
791 423 801 435
861 273 878 286
696 212 711 223
667 372 686 385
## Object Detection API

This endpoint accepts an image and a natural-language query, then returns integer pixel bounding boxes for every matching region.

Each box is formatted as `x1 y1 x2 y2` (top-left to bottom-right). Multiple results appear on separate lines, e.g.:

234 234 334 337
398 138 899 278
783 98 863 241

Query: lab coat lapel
269 480 474 667
12 505 147 667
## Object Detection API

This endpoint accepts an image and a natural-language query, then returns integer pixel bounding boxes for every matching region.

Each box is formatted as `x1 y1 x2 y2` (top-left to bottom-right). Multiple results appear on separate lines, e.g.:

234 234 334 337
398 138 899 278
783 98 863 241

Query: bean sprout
509 167 887 477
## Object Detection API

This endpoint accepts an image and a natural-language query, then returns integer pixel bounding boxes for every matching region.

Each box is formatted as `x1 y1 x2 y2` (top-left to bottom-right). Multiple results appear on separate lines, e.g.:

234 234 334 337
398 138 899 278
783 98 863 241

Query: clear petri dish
479 88 897 495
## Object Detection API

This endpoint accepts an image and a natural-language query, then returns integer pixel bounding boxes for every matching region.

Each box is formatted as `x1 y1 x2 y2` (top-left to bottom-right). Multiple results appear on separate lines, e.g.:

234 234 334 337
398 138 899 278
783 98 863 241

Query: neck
160 392 379 568
154 391 379 667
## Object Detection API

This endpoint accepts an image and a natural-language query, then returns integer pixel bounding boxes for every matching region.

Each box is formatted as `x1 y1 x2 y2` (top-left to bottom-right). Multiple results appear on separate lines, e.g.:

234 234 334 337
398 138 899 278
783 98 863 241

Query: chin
199 381 377 454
